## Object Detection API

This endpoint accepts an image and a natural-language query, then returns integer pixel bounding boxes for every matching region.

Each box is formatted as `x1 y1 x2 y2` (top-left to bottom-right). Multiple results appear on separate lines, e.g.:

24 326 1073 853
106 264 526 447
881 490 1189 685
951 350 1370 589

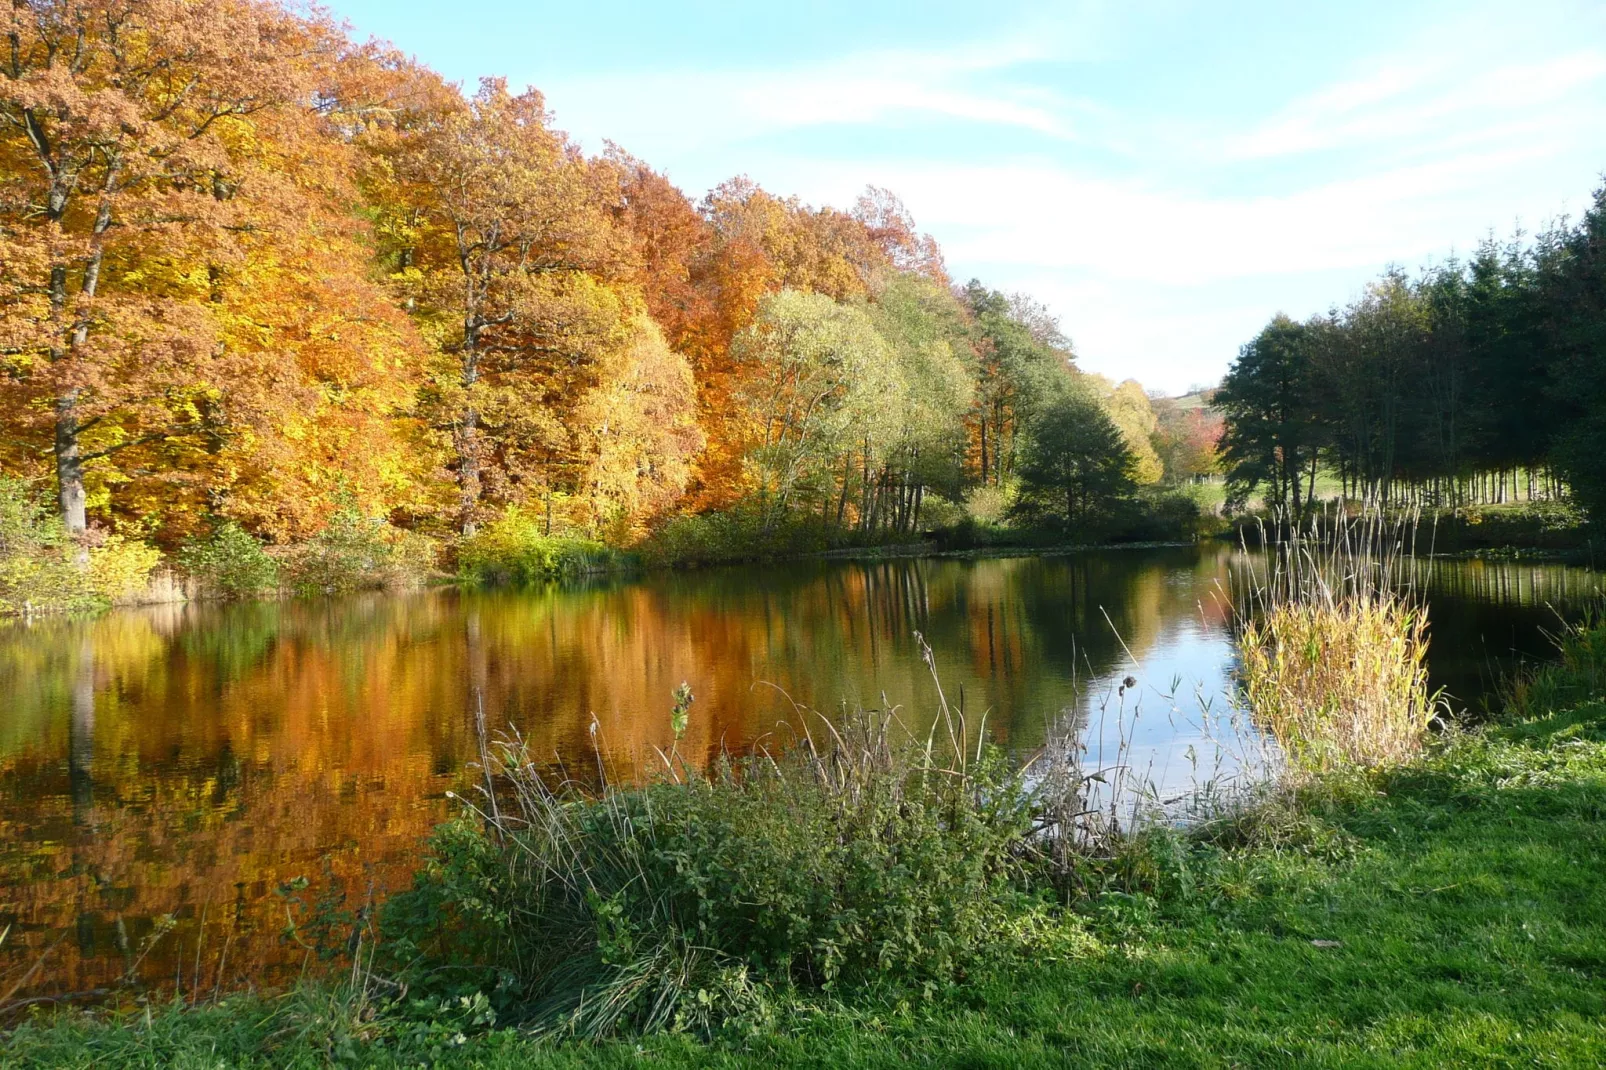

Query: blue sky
333 0 1606 393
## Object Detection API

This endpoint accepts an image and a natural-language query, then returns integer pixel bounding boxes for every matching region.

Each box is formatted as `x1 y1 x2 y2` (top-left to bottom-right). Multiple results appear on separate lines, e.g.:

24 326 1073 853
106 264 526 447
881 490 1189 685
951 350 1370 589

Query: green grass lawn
7 692 1605 1067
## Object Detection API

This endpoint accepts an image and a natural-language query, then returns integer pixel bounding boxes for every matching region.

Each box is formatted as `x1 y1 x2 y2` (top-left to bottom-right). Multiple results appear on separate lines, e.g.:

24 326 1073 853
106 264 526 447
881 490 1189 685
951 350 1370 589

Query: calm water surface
1 546 1599 1001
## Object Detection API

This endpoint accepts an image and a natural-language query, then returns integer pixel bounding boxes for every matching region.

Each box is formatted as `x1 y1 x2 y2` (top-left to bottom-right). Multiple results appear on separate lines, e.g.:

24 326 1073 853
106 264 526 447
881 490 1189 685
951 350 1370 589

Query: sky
331 0 1606 394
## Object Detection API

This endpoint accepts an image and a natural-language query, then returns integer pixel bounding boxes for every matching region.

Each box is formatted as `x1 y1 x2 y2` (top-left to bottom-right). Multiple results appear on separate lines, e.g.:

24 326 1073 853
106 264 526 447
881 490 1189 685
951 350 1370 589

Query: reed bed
1234 509 1449 773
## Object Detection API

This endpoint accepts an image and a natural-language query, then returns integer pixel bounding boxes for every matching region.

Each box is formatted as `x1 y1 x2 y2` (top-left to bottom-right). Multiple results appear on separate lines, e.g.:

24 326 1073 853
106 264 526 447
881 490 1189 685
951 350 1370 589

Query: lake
1 545 1599 1003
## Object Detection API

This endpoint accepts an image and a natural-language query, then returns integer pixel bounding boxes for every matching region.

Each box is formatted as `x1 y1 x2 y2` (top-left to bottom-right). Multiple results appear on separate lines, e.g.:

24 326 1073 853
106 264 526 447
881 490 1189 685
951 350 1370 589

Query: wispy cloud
1227 50 1606 160
780 143 1565 287
546 32 1106 155
531 1 1606 391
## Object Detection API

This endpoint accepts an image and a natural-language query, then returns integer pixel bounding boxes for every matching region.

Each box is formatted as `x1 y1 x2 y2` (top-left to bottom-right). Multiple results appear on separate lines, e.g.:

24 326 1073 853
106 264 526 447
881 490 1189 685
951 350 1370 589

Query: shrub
0 476 159 616
1 478 91 615
962 484 1013 526
1108 488 1217 542
1235 512 1448 772
457 509 629 584
179 521 280 598
384 684 1050 1037
1434 500 1590 552
914 492 965 532
637 507 845 568
87 533 163 604
285 499 437 595
928 516 1041 551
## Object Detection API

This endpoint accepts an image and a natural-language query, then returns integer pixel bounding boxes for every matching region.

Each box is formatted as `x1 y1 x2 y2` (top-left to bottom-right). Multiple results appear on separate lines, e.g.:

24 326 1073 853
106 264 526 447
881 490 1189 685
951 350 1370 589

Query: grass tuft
1505 611 1606 718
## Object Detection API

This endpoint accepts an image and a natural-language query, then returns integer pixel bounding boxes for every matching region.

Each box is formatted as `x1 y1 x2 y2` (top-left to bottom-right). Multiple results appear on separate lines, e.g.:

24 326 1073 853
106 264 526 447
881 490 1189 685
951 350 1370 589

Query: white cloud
527 1 1606 393
545 36 1098 157
756 137 1597 392
1230 50 1606 160
775 144 1566 288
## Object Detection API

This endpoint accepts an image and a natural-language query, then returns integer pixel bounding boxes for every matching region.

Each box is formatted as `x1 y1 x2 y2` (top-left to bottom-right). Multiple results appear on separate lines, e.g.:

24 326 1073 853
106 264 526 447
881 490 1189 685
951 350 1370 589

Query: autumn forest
0 0 1218 582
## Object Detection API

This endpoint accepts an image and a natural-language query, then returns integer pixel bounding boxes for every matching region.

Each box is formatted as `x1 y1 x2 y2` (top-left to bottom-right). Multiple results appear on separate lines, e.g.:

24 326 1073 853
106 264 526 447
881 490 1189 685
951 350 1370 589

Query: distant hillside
1171 389 1219 412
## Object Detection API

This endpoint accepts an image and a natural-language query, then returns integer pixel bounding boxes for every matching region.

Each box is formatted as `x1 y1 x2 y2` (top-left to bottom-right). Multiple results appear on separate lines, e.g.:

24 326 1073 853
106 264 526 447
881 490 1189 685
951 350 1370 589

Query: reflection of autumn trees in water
1 548 1592 999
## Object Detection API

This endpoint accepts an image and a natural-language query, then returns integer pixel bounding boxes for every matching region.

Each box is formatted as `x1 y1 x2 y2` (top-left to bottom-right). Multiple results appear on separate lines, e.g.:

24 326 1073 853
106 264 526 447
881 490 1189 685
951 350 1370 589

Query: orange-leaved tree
0 0 321 535
0 0 430 546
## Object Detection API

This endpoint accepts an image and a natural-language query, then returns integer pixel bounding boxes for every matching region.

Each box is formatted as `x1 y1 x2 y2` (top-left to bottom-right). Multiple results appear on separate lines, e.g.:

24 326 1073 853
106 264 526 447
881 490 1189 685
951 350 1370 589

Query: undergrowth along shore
1 475 1206 616
4 463 1595 619
5 559 1605 1065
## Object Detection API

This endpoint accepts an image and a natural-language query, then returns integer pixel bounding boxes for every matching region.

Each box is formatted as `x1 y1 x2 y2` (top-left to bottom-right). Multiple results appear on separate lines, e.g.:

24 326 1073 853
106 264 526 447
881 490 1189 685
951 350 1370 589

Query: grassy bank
1229 500 1596 563
6 618 1604 1067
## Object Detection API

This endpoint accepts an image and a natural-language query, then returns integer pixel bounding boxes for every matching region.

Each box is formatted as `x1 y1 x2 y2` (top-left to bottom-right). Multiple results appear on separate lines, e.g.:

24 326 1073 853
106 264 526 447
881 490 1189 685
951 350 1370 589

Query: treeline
1218 179 1606 524
0 0 1197 578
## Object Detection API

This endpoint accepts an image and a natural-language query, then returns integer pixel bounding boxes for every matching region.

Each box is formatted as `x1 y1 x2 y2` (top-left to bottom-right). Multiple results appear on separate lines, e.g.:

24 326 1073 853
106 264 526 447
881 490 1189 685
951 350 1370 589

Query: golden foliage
0 0 1164 552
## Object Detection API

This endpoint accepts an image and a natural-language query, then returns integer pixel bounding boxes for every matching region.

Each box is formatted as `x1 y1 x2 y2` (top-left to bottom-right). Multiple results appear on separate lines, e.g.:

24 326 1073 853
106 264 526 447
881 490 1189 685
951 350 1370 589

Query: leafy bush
1 477 87 615
179 521 280 598
926 517 1037 551
285 499 438 595
1433 500 1589 551
384 701 1046 1037
1107 487 1225 542
0 476 159 616
457 509 630 583
928 487 1214 550
961 485 1013 526
638 507 859 568
87 533 163 604
914 492 965 532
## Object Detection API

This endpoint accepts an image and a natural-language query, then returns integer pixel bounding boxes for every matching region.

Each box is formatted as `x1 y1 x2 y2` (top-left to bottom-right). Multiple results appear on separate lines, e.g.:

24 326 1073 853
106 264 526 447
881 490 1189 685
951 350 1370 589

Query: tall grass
1235 509 1449 773
381 641 1106 1038
1505 612 1606 718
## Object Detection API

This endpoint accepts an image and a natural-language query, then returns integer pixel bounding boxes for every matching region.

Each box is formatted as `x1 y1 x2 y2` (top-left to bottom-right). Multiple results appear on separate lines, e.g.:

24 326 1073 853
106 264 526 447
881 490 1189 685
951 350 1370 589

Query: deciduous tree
0 0 337 535
1012 391 1135 531
378 77 628 533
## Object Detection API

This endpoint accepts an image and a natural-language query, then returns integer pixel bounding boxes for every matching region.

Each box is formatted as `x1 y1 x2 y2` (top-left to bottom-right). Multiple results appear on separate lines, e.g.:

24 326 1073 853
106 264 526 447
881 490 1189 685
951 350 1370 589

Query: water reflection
0 547 1598 1001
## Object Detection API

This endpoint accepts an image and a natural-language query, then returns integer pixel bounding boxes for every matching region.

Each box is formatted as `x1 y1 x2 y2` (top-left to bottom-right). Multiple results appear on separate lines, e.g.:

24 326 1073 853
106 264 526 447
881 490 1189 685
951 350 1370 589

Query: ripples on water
1 546 1599 1001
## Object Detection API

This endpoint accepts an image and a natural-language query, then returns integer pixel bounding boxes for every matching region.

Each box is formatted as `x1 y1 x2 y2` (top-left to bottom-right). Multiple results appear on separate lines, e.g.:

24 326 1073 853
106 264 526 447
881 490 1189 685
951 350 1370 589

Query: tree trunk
1306 452 1319 517
55 394 88 539
835 454 853 526
978 420 989 487
51 160 120 542
457 411 481 536
458 319 483 535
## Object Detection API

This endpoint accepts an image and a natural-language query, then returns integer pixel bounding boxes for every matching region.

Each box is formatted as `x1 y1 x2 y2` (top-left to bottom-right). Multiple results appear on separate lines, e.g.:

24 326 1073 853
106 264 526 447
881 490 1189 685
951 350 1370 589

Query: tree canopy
1216 185 1606 526
1011 391 1136 533
0 0 1181 552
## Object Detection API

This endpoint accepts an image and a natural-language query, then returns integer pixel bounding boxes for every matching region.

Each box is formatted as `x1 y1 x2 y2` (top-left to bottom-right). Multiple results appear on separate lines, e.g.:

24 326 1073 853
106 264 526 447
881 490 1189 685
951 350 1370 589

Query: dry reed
1235 508 1449 773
